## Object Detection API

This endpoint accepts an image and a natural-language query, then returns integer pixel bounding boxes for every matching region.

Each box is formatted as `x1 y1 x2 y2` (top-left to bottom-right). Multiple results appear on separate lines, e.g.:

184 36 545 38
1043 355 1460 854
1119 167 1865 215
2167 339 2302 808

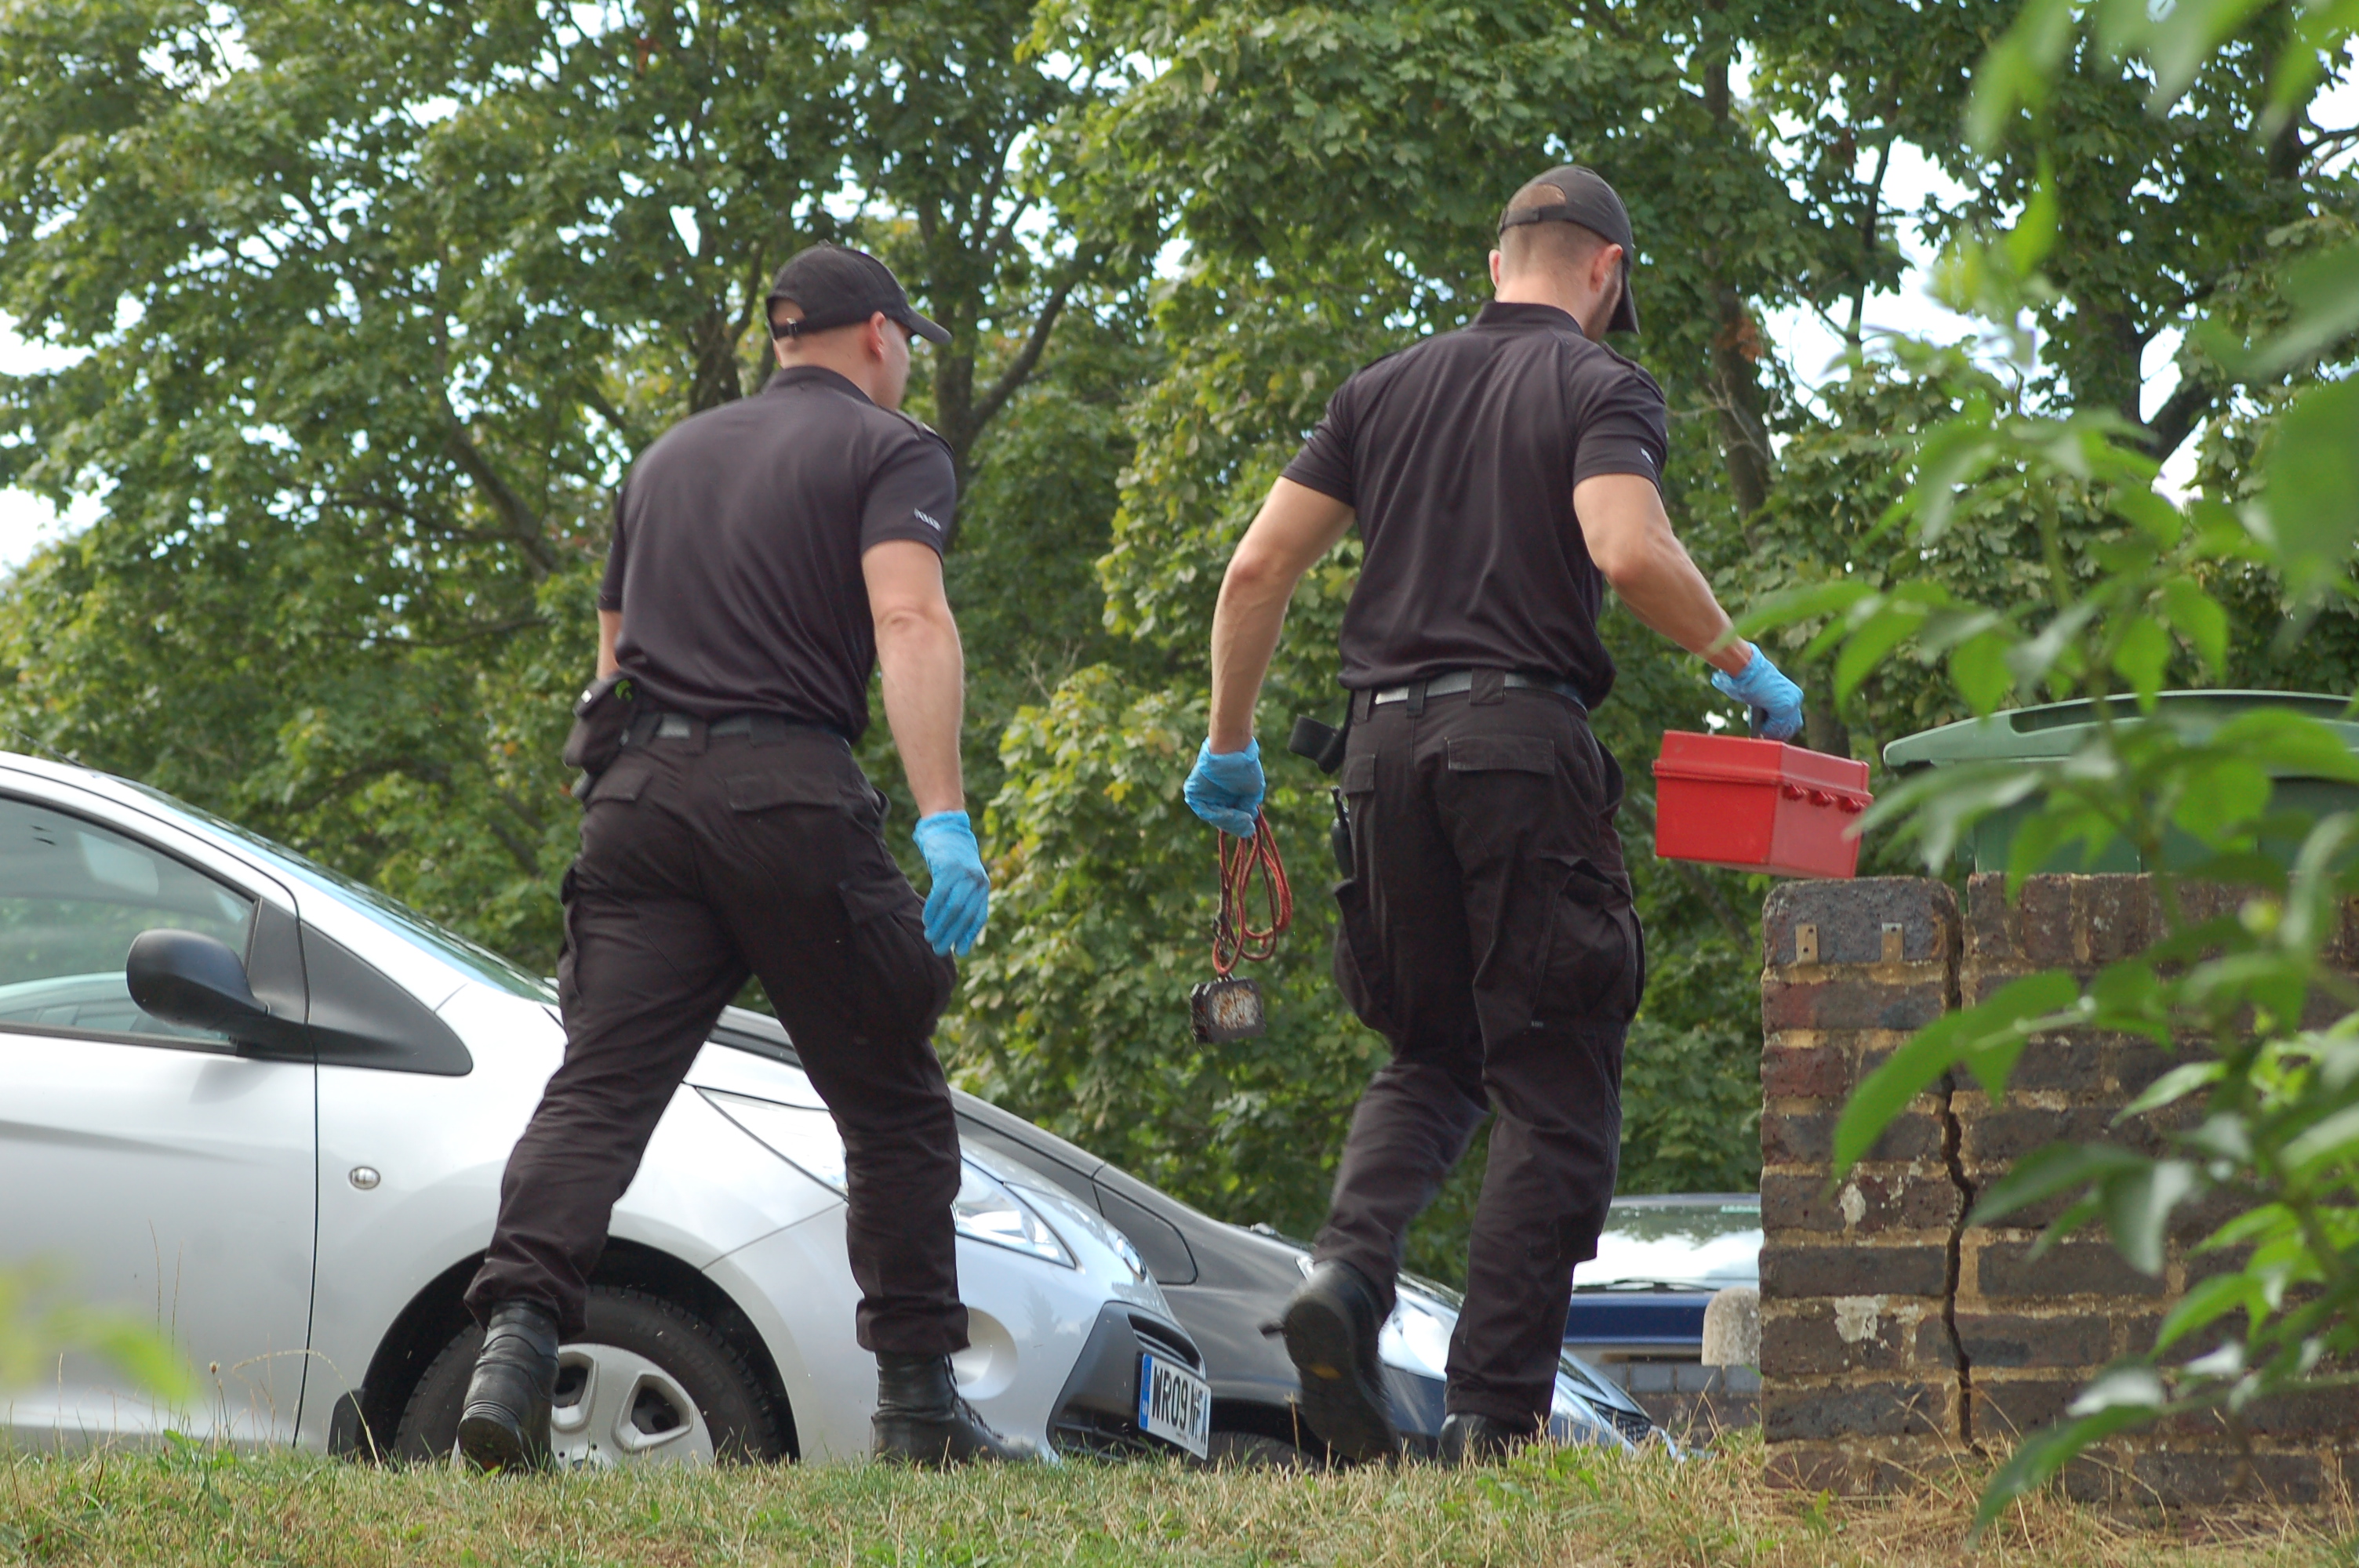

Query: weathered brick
1763 877 1958 968
1761 1169 1957 1236
1972 1375 2084 1438
2074 876 2159 964
1961 1105 2121 1167
2006 876 2076 967
1760 1242 1947 1300
2001 1035 2114 1094
1761 1109 1944 1167
1763 1380 1952 1441
2238 1388 2359 1439
1758 1300 1932 1377
1761 1042 1849 1102
1762 975 1950 1033
1974 1240 2165 1300
1952 1310 2117 1370
2128 1450 2330 1506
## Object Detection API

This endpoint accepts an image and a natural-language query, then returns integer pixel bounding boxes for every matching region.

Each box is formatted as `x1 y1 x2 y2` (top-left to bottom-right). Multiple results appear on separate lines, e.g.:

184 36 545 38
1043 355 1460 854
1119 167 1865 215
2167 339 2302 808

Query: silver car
0 751 1208 1465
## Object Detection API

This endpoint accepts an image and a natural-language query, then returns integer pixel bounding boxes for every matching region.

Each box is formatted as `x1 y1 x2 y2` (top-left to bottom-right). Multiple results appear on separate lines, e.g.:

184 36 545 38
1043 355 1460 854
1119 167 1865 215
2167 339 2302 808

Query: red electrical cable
1212 811 1294 978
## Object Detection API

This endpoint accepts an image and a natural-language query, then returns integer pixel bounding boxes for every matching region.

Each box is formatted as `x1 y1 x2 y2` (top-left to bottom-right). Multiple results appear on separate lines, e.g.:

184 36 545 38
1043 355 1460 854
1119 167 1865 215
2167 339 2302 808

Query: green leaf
1834 602 1930 702
1733 579 1876 639
2158 578 2228 676
2143 0 2277 104
1967 0 2076 151
2117 1059 2225 1120
2110 615 2170 706
2096 1158 2200 1276
1950 629 2016 715
2004 154 2059 274
2280 1102 2359 1183
2259 377 2359 600
2111 488 2185 549
1833 971 2082 1175
1968 1142 2146 1229
1972 1403 2159 1540
2154 1272 2260 1354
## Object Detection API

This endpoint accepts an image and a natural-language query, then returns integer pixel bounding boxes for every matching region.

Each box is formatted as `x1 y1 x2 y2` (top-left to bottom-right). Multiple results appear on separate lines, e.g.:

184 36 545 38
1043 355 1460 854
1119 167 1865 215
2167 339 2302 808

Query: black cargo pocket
585 757 653 805
1445 735 1554 775
838 872 952 1043
1330 876 1398 1039
1529 856 1640 1029
727 769 854 814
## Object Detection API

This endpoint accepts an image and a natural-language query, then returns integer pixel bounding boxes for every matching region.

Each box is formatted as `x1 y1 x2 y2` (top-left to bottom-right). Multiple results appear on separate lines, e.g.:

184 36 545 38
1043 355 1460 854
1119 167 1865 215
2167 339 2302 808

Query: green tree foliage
1 0 2351 1294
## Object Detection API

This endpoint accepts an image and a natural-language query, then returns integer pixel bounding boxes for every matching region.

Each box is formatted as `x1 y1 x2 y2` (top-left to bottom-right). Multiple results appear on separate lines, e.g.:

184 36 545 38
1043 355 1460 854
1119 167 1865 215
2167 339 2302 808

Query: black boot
871 1352 1039 1465
1281 1259 1399 1463
456 1301 559 1472
1437 1411 1533 1466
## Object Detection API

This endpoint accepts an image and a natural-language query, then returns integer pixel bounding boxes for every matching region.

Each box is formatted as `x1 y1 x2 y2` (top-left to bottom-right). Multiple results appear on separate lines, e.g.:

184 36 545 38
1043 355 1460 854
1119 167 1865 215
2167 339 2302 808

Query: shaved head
1497 175 1616 285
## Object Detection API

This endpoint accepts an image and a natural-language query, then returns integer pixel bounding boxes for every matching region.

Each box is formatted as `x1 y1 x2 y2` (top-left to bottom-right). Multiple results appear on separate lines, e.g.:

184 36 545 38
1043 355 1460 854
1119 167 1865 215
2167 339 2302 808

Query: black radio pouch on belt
564 673 639 801
1287 710 1354 877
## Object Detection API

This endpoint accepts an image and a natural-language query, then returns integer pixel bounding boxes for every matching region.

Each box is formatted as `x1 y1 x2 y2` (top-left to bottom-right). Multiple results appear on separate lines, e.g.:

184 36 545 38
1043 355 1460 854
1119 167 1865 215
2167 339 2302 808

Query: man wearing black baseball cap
456 244 1026 1468
1183 165 1804 1463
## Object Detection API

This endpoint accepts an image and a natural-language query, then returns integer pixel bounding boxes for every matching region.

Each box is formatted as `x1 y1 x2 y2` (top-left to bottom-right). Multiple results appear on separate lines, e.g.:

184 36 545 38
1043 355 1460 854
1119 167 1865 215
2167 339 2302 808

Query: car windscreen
118 779 554 1003
1579 1197 1761 1291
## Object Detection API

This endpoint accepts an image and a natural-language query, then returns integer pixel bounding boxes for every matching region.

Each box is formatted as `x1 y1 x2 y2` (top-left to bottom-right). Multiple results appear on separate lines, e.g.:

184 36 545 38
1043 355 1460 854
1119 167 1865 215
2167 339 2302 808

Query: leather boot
1438 1410 1533 1466
1280 1259 1399 1463
871 1352 1040 1465
456 1301 559 1472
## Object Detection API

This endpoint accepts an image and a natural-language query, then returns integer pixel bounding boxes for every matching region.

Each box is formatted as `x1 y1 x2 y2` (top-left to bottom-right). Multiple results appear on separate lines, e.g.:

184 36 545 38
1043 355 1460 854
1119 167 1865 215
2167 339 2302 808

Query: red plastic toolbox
1651 731 1872 879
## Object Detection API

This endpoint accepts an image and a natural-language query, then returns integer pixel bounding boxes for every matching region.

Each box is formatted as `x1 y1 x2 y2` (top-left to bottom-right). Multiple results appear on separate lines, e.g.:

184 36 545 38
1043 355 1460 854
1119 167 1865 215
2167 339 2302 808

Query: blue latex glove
912 811 990 957
1710 645 1806 742
1184 738 1265 837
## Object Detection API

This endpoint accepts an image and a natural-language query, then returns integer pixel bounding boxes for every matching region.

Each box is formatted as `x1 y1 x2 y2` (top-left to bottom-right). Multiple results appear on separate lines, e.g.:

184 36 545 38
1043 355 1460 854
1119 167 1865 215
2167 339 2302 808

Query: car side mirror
126 929 307 1054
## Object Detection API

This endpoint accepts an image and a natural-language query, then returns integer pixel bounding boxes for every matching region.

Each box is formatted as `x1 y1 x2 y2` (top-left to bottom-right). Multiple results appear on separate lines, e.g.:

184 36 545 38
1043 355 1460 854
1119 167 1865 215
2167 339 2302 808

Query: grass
2 1432 2353 1567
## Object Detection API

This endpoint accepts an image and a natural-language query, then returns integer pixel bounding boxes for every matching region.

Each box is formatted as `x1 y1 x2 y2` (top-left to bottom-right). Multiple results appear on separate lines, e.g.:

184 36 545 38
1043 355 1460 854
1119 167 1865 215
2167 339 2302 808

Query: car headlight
702 1089 1073 1268
1379 1286 1457 1381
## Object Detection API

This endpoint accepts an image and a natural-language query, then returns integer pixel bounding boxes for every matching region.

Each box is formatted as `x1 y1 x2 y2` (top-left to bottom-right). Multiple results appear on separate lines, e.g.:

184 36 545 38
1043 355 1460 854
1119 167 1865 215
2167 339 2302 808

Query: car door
0 788 317 1448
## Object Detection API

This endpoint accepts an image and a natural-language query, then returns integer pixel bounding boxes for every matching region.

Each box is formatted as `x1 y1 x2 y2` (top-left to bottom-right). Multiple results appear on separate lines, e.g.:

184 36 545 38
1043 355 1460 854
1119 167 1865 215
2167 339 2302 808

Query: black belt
1367 671 1588 712
628 710 849 747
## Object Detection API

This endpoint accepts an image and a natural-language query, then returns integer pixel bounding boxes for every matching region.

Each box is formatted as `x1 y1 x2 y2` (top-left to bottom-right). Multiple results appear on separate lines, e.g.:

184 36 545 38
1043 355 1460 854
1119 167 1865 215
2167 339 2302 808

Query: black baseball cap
765 244 950 347
1497 165 1640 334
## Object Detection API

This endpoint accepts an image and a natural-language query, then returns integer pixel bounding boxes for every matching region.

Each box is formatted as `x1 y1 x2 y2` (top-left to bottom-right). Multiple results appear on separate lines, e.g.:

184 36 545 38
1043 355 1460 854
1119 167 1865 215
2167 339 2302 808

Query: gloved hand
1710 644 1806 742
1184 738 1266 837
912 811 990 957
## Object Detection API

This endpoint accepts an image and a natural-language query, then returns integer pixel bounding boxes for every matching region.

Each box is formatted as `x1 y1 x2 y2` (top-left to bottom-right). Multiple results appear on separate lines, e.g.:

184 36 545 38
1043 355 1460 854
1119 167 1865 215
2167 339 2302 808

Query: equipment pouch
563 673 639 800
1287 713 1349 775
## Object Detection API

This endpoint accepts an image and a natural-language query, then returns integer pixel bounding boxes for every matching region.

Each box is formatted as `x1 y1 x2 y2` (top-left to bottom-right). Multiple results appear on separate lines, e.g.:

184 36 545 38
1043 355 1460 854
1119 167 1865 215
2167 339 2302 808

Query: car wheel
1205 1430 1313 1469
391 1285 786 1467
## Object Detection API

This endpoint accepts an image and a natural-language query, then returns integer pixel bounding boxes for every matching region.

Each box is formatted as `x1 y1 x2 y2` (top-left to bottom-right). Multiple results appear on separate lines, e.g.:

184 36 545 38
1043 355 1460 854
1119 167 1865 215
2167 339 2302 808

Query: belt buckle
656 713 695 740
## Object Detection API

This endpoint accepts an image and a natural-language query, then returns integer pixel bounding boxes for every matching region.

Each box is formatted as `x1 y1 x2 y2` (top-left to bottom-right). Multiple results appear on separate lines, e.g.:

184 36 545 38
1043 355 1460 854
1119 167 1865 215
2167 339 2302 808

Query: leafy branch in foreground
0 1261 195 1408
1754 0 2359 1534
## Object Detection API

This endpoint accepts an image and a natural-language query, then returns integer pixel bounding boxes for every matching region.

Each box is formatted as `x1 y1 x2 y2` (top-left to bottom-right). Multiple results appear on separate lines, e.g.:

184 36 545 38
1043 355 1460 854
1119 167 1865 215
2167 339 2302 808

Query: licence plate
1137 1351 1210 1458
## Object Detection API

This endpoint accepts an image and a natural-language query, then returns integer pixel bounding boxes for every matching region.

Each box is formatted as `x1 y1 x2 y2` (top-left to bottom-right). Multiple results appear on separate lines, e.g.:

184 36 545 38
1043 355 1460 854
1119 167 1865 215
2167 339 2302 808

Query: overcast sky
2 69 2350 575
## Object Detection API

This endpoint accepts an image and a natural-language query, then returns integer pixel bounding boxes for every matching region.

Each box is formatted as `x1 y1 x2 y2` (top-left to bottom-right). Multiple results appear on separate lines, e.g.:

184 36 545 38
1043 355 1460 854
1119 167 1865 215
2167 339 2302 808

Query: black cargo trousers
463 718 967 1355
1315 673 1643 1428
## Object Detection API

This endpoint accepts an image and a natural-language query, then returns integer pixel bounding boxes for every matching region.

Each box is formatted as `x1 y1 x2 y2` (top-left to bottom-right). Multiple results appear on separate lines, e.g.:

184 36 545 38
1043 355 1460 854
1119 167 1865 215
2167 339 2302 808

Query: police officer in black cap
1185 165 1805 1463
456 244 1031 1469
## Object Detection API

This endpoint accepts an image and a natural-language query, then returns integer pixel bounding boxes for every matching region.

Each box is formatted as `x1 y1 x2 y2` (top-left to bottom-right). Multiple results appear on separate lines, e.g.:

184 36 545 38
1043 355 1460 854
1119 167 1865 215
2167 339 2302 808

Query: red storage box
1651 731 1872 879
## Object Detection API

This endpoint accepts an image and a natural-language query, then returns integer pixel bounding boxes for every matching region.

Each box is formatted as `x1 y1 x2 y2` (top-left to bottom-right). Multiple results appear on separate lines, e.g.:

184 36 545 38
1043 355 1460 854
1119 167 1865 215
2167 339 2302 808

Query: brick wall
1757 873 2359 1504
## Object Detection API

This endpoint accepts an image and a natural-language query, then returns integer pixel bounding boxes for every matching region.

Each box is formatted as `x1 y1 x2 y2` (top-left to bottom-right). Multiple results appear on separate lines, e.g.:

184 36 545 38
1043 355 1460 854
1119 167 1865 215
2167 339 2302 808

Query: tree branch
442 417 558 577
2141 379 2212 463
971 272 1077 435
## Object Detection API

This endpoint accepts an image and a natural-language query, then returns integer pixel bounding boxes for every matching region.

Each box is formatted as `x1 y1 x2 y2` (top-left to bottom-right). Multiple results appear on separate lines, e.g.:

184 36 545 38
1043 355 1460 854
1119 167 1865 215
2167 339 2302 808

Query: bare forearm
1209 562 1295 753
1604 535 1751 674
596 609 621 678
877 610 966 817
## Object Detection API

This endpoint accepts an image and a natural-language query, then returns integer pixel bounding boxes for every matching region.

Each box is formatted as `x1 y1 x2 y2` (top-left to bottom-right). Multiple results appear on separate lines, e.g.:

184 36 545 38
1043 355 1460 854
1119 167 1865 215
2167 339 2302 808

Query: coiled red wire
1212 811 1294 977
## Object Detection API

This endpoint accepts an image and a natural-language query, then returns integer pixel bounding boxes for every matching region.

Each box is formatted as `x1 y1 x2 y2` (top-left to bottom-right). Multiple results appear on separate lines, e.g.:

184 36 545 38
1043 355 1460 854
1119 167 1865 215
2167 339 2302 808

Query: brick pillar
1757 877 1965 1492
1760 872 2359 1504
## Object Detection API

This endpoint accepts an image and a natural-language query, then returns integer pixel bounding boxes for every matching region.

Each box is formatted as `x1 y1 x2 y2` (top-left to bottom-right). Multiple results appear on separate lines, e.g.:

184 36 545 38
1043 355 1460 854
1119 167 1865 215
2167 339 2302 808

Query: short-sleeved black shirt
598 365 956 739
1281 299 1669 706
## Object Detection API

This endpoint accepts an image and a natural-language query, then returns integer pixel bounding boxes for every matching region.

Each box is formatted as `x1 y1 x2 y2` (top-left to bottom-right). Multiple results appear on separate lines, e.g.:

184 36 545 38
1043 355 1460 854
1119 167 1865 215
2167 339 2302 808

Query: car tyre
1205 1431 1313 1469
392 1285 785 1466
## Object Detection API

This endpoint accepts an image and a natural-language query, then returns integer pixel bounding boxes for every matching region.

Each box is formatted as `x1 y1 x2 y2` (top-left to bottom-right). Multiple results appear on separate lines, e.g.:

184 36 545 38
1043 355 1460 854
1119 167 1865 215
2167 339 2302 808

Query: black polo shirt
598 366 956 739
1280 299 1669 706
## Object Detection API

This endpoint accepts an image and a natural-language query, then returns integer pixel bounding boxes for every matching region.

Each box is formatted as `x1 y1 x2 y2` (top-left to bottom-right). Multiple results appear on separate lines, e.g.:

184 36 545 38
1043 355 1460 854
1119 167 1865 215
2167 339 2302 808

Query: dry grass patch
1 1432 2352 1566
